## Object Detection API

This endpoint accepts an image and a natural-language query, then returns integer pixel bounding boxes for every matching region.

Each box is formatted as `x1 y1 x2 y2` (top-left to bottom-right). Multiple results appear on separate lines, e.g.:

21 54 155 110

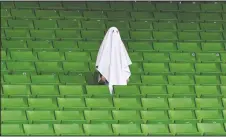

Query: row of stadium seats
1 40 226 52
2 85 226 98
2 97 226 110
2 30 226 41
2 123 226 136
2 1 226 11
1 74 226 85
2 19 226 31
2 110 226 124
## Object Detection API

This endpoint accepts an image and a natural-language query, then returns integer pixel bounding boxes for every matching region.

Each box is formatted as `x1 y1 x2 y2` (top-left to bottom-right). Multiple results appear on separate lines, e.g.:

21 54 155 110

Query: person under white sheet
95 27 132 94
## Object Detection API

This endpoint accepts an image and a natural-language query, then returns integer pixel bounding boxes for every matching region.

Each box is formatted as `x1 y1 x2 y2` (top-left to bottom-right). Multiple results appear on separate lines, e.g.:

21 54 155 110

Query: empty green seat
130 63 143 74
84 110 113 123
156 3 178 11
2 97 28 110
168 98 196 110
131 12 154 20
110 2 133 11
133 2 156 11
107 11 130 19
200 13 222 21
28 98 58 110
31 85 59 97
27 111 55 123
169 63 195 74
169 123 200 135
195 98 223 109
130 31 152 40
200 32 223 41
114 85 140 97
177 23 200 31
153 42 176 51
83 124 113 135
35 10 59 19
130 21 153 30
114 98 142 110
195 86 221 97
10 50 38 61
106 21 129 30
196 53 220 62
141 124 171 135
38 51 64 61
7 62 35 73
39 2 63 9
153 31 177 40
11 9 35 18
82 20 105 29
201 42 225 52
78 41 100 51
127 41 153 51
57 20 81 29
83 11 107 19
196 110 223 123
14 2 39 8
27 40 53 49
168 75 194 85
1 9 11 18
30 30 54 40
23 124 55 135
57 98 85 110
8 19 34 29
201 3 223 12
54 124 84 135
81 30 104 40
1 50 8 60
86 98 114 109
55 111 85 123
154 12 177 20
86 86 110 97
59 75 86 84
35 62 63 73
59 85 84 97
129 52 143 62
63 62 89 73
53 41 78 49
34 20 57 29
59 10 83 19
168 110 197 123
195 63 220 74
5 29 29 40
200 23 223 31
4 75 31 84
195 75 220 85
2 40 27 49
178 32 200 41
86 2 110 10
177 42 201 52
1 18 8 29
140 86 168 97
197 123 226 135
143 53 170 62
143 63 169 74
141 110 170 123
1 124 24 135
3 85 30 97
112 110 142 123
2 110 27 124
153 22 176 31
170 53 195 62
179 3 201 12
142 75 168 85
62 2 87 9
55 30 81 40
112 124 142 135
142 98 169 110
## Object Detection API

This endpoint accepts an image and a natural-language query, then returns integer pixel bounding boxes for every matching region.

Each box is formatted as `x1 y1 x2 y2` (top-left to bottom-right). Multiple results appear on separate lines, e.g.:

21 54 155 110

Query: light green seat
131 11 154 20
114 85 140 97
27 111 56 124
57 98 85 110
195 75 220 85
59 75 86 84
114 98 142 110
35 10 59 19
168 75 194 85
178 32 200 41
35 62 63 73
170 53 195 62
86 86 110 97
2 110 27 124
141 110 170 123
55 30 81 40
143 53 170 62
1 124 24 135
14 2 39 8
83 11 107 19
57 20 81 29
11 9 35 19
28 98 58 110
169 124 200 135
31 75 60 84
221 53 226 62
200 13 222 21
106 11 130 19
130 21 153 30
200 32 223 41
34 19 57 29
81 30 104 40
195 98 223 109
130 63 143 74
59 85 84 97
1 18 8 29
30 30 55 40
196 53 220 62
130 31 152 40
200 23 223 31
156 3 178 11
153 42 176 51
112 110 142 123
31 85 59 97
168 110 197 123
2 97 28 110
195 63 220 74
167 85 194 98
86 98 114 110
168 98 196 110
4 75 31 84
39 2 63 9
55 111 85 123
62 2 87 9
5 29 29 40
38 51 64 61
7 61 35 73
83 124 113 135
63 62 89 73
110 2 133 11
195 85 221 98
169 63 195 74
153 22 176 31
178 3 200 12
197 123 226 135
53 41 78 49
177 22 200 31
1 50 8 60
221 76 226 85
143 63 169 74
2 40 27 49
106 21 129 30
127 41 153 51
129 52 143 62
153 31 177 41
59 10 83 19
87 2 110 10
54 124 84 135
8 19 34 29
84 110 114 123
81 20 105 29
201 3 223 12
142 98 169 110
141 124 171 135
1 9 11 18
154 12 177 21
140 86 168 97
196 110 223 123
10 50 38 61
27 40 53 49
133 2 156 11
78 41 100 50
177 42 201 52
112 124 143 135
3 85 30 97
201 42 225 52
142 75 168 85
221 86 226 97
24 124 55 135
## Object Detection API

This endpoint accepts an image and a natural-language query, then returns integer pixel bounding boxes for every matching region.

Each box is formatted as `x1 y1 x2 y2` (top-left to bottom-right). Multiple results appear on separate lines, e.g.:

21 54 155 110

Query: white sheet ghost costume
96 27 132 94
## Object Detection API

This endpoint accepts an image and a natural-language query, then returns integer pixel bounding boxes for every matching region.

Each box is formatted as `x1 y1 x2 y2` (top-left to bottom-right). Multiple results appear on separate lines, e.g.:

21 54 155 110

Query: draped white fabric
96 27 132 94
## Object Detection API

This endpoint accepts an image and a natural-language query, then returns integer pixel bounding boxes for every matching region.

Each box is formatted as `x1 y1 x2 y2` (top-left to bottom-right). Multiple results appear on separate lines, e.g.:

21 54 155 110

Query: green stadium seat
195 63 220 74
221 76 226 85
8 19 34 29
153 22 176 31
114 98 142 110
112 124 143 135
143 63 169 74
110 2 133 11
153 31 177 41
54 124 84 135
2 97 28 110
140 86 168 98
222 53 226 62
57 98 85 110
55 110 85 124
200 23 223 31
84 110 114 123
10 50 38 61
107 11 130 19
195 98 223 109
130 12 154 20
169 123 200 135
1 50 8 60
196 110 223 123
221 63 226 74
141 110 170 123
81 30 104 40
195 75 220 85
5 29 29 40
87 2 110 10
168 98 196 110
82 20 105 30
31 85 59 97
30 30 54 40
177 42 201 52
11 9 35 19
201 3 223 12
142 98 169 110
78 41 100 51
35 62 63 73
112 110 142 123
1 124 24 135
27 40 53 49
83 124 113 135
2 85 30 97
1 9 11 18
143 53 170 62
154 12 177 21
130 21 153 30
2 110 27 124
133 2 156 11
200 32 223 41
170 53 195 63
196 53 220 62
197 123 226 135
142 75 168 85
34 19 57 29
55 30 81 40
7 62 36 73
27 111 56 123
28 98 58 110
4 74 31 84
177 23 200 31
83 11 107 19
130 63 143 74
59 75 86 84
178 32 200 41
23 124 55 135
37 51 64 61
130 31 152 40
168 75 194 85
153 42 176 51
106 21 129 30
1 18 8 29
201 42 225 52
129 52 143 62
169 63 195 74
53 41 78 49
199 13 222 22
59 85 84 97
14 1 39 9
114 85 140 97
156 3 178 11
57 20 81 29
86 98 114 110
59 10 83 19
63 62 89 73
167 85 195 98
39 2 63 9
168 110 197 123
85 86 110 97
35 10 59 19
195 86 221 98
62 2 87 9
1 61 8 73
141 124 171 135
127 41 153 51
221 86 226 97
65 52 91 62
